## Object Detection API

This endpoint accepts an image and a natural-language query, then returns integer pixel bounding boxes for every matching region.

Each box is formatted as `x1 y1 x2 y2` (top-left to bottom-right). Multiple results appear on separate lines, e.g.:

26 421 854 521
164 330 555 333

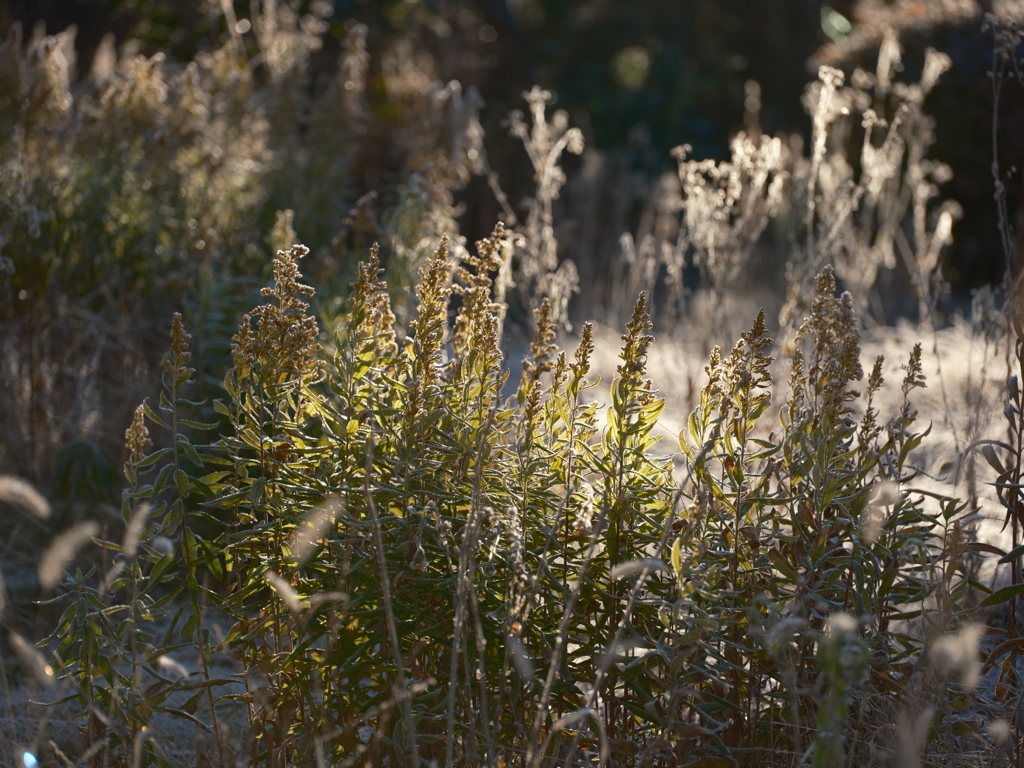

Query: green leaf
769 548 801 583
202 543 224 580
748 394 770 422
136 447 172 468
982 444 1007 475
179 439 205 468
180 419 220 430
999 545 1024 564
142 400 170 429
951 720 979 736
250 477 266 508
981 583 1024 607
182 689 204 715
175 469 190 496
181 612 197 641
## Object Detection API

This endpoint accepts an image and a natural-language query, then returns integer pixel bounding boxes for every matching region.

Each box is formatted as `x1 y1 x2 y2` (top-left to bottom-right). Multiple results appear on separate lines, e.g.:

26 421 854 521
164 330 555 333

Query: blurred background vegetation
2 0 1020 291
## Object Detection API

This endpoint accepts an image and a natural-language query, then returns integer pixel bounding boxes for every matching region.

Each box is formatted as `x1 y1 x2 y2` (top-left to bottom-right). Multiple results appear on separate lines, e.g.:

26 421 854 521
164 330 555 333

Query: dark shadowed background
2 0 1020 296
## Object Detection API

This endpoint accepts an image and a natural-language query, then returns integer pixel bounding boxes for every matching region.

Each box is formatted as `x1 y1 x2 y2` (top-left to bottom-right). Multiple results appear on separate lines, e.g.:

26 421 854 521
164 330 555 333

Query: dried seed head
722 309 774 399
232 243 323 388
0 475 51 519
350 244 398 359
351 244 382 312
151 536 174 558
930 623 983 690
571 322 595 381
409 239 454 392
825 612 859 648
290 497 343 566
39 521 99 591
507 636 535 680
270 208 297 254
523 297 558 381
988 719 1011 745
124 404 151 466
867 356 885 396
264 568 303 614
122 503 151 559
616 292 654 381
677 133 785 287
169 312 192 369
451 225 506 372
158 654 190 680
795 267 864 414
9 632 55 689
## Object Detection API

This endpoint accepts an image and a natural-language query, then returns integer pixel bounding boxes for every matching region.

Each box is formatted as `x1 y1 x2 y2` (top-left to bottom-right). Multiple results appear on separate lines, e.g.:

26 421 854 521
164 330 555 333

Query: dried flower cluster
232 244 323 389
794 265 864 415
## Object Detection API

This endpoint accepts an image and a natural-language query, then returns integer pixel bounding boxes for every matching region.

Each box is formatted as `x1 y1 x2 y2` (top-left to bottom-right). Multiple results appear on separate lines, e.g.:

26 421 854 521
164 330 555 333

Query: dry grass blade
8 631 55 689
0 475 51 519
897 706 934 768
595 637 643 672
507 636 535 681
609 558 667 580
289 497 342 566
100 559 126 598
48 740 77 768
122 504 151 559
264 568 303 614
307 591 346 608
870 480 902 506
987 718 1011 746
38 522 99 592
862 481 903 544
544 708 608 768
157 655 190 680
550 707 597 735
931 623 984 690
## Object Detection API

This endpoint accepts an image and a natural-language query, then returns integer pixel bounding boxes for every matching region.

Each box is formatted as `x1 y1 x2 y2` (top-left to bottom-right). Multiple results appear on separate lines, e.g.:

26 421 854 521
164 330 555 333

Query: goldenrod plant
23 234 1000 766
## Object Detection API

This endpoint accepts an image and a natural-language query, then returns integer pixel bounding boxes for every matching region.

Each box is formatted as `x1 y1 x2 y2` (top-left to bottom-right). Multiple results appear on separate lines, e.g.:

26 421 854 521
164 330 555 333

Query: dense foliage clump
28 235 998 767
